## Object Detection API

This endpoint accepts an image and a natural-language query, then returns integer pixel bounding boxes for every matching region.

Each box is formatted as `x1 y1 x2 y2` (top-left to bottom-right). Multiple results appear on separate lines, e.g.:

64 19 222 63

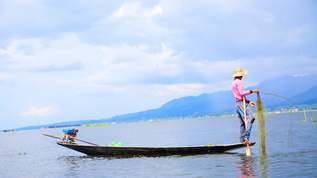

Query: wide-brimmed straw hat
232 67 248 77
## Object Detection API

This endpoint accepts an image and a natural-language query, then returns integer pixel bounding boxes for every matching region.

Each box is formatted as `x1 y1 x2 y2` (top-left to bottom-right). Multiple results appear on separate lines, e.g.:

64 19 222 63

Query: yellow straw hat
232 67 248 77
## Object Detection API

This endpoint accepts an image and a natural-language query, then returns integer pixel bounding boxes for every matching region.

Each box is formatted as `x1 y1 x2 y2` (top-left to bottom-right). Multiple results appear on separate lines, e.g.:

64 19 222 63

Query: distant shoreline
2 110 317 132
2 105 317 132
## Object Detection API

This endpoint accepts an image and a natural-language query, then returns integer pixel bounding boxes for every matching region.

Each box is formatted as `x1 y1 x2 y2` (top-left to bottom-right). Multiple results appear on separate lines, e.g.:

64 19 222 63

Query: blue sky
0 0 316 130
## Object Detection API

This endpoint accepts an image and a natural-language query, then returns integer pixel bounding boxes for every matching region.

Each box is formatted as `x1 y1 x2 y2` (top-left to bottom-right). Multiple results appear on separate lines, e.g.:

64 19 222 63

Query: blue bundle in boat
63 128 74 134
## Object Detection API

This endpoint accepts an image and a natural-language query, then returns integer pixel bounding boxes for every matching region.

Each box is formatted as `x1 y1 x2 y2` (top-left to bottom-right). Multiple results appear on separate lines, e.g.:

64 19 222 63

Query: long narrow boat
57 142 255 156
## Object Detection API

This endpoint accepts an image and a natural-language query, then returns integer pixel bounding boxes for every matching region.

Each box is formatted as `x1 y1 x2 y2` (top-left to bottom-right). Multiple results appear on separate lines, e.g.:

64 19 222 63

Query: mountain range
8 75 317 131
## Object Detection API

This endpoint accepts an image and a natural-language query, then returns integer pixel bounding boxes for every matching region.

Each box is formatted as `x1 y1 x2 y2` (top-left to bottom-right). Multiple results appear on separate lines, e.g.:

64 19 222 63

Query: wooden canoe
57 142 255 156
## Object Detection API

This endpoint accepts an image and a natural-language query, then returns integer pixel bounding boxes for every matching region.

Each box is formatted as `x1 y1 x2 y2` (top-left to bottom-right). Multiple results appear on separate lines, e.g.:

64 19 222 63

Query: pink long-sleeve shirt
232 79 251 102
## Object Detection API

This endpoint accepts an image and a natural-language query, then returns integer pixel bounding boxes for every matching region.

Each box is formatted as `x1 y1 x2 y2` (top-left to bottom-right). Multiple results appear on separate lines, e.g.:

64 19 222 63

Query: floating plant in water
299 119 305 123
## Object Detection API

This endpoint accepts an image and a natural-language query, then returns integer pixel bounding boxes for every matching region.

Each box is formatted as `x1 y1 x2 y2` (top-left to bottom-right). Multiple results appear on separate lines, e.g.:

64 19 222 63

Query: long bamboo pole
243 96 252 156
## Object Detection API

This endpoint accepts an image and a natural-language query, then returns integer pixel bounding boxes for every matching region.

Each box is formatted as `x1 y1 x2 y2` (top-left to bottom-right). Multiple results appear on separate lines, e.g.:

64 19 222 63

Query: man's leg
245 104 255 141
236 102 247 143
238 112 246 142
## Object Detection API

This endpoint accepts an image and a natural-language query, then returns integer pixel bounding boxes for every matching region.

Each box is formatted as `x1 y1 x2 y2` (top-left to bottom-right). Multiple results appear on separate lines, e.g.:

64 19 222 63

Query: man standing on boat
231 67 259 144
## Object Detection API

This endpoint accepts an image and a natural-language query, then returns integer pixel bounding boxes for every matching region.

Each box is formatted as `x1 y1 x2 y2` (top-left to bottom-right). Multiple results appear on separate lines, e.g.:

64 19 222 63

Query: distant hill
7 75 317 131
255 75 317 98
286 86 317 105
139 75 317 118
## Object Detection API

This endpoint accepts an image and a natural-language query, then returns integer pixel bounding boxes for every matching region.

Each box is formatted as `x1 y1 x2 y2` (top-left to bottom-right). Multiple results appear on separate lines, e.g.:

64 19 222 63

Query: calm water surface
1 112 316 177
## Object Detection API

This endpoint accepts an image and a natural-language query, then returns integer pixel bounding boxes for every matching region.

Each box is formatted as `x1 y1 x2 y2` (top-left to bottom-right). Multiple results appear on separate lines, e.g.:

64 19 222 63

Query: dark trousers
236 101 255 142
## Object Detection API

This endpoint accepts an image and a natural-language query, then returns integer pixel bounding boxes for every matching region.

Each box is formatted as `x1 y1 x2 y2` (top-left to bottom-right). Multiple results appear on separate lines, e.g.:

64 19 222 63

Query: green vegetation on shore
83 123 111 127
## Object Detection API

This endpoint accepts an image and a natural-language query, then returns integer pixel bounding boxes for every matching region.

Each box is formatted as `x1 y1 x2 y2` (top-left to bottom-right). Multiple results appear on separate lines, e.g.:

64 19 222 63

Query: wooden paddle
42 133 62 140
68 135 98 146
243 96 252 156
43 133 98 146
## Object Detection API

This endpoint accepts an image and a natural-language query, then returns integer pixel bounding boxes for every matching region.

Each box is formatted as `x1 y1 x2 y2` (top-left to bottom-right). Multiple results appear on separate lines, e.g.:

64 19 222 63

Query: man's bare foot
244 138 251 144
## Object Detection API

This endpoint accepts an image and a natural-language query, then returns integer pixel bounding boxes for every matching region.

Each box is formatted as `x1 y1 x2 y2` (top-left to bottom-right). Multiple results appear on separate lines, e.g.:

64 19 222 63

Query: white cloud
113 6 124 18
84 42 182 85
21 106 60 116
0 73 9 79
0 33 98 73
284 24 311 46
112 2 162 19
150 5 163 17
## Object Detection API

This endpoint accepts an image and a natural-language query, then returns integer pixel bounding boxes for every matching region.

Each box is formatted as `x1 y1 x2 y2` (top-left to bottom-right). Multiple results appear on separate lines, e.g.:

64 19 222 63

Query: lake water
1 112 317 177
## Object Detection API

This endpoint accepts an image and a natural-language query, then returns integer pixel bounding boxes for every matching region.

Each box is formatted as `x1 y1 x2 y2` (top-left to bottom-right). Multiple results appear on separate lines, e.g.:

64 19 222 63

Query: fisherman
232 67 259 144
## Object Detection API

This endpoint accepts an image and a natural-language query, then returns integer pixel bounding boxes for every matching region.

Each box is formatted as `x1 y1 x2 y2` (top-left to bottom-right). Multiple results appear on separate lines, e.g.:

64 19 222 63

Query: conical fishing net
257 93 266 155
